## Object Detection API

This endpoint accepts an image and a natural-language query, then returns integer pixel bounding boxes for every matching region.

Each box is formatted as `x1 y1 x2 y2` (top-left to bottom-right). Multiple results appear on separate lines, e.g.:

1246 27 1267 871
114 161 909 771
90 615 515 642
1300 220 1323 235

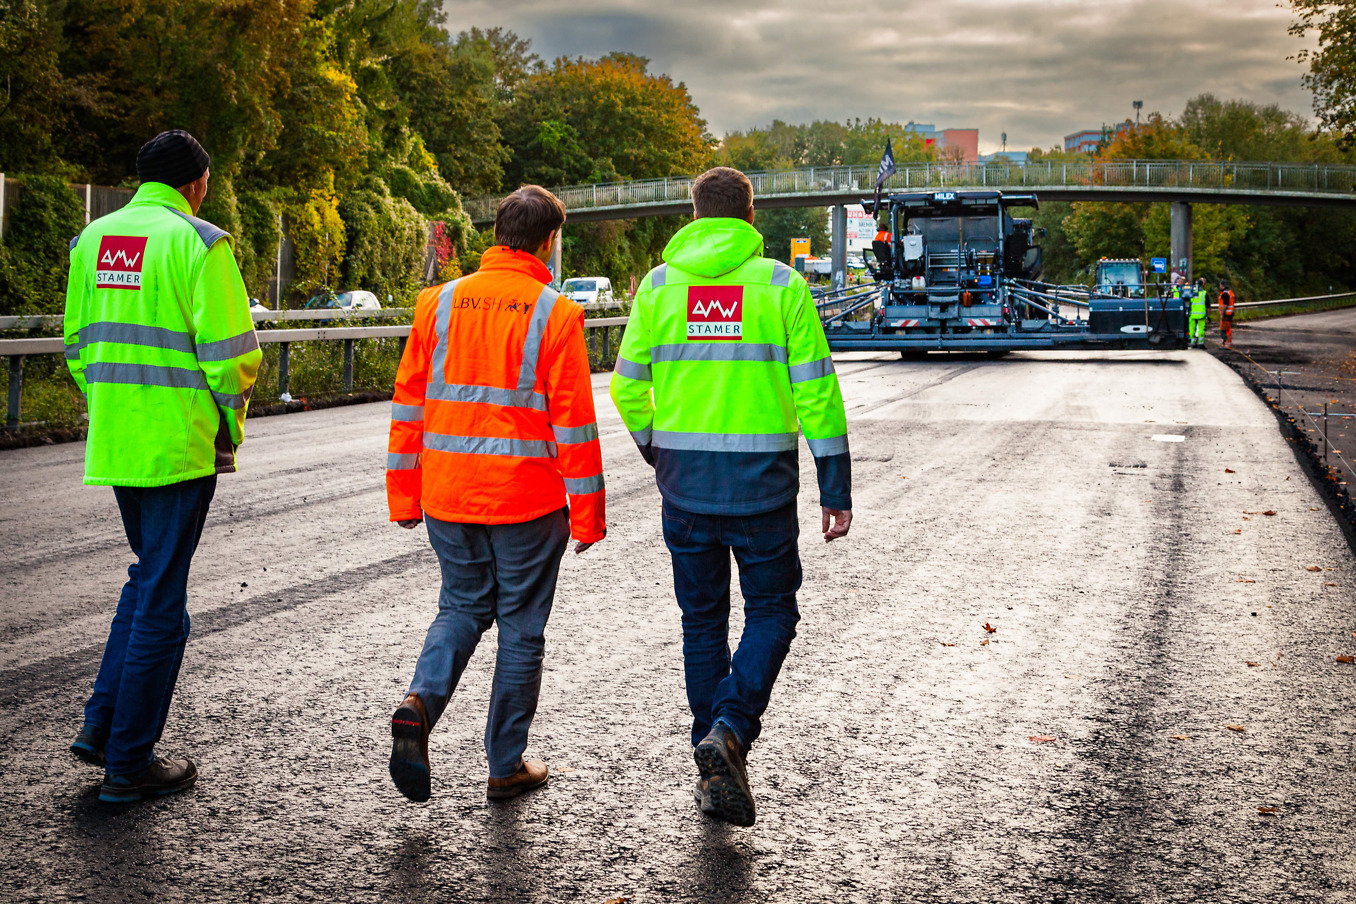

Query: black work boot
694 722 755 826
99 756 197 803
390 693 431 802
70 724 108 767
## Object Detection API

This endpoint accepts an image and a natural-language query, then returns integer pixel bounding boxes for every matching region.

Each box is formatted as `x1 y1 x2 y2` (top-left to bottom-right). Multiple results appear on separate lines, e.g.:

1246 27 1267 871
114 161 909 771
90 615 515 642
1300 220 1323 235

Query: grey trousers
408 507 570 778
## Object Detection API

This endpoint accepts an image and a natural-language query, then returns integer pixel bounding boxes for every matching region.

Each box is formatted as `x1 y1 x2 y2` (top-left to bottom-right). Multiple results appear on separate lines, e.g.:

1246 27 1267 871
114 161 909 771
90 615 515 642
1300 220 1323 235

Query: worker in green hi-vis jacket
63 130 262 803
1189 277 1209 348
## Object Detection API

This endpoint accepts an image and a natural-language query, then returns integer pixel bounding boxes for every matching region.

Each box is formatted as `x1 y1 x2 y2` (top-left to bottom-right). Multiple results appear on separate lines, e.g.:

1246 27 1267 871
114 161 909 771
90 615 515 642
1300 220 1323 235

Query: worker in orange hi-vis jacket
1218 281 1236 348
383 185 605 804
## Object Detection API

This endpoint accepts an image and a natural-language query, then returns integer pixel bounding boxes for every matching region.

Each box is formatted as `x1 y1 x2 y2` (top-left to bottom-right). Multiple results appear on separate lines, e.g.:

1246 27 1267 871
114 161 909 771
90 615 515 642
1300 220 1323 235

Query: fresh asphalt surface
2 348 1354 903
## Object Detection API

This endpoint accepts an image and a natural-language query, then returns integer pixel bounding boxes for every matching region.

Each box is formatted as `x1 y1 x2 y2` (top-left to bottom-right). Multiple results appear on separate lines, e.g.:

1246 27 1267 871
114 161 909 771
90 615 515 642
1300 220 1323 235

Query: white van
561 277 614 308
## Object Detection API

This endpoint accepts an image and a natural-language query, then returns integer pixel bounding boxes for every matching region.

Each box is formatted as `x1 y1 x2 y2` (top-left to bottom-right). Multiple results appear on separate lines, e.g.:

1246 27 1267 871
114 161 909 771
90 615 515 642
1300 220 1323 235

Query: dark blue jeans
85 476 216 775
661 500 802 749
409 508 570 779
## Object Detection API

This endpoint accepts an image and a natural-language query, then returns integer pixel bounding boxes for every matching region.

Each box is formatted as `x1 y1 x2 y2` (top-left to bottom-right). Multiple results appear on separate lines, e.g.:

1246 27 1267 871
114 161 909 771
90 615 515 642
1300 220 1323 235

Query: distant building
979 151 1029 164
1064 120 1134 154
904 122 980 163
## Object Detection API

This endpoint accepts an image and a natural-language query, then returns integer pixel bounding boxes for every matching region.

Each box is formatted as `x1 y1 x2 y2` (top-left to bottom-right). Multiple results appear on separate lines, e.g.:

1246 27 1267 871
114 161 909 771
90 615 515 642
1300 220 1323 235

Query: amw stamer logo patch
686 286 743 340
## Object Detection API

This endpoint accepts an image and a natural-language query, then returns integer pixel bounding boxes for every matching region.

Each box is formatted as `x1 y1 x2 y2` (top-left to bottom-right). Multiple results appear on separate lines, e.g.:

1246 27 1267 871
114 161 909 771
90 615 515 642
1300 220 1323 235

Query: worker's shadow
387 803 540 904
682 820 756 903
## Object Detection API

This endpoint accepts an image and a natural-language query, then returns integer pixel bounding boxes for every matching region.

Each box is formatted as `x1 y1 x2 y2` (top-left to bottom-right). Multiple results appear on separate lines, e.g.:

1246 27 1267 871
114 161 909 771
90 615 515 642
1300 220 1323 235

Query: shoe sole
486 773 548 801
98 770 197 804
694 742 755 827
389 705 431 803
70 742 105 768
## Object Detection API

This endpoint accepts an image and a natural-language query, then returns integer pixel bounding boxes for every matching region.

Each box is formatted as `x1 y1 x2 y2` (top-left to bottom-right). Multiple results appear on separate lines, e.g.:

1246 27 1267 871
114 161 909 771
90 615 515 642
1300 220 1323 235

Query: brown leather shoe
486 759 549 800
389 693 431 802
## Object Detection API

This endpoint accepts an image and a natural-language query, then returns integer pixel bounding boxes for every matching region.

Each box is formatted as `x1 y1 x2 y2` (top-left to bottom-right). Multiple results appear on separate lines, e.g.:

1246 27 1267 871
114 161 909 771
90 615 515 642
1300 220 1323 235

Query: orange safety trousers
386 246 606 542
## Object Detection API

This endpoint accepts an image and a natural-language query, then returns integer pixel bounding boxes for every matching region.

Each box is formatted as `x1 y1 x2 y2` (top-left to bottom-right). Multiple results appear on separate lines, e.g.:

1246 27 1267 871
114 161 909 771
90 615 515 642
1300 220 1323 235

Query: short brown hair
692 167 753 219
495 185 566 251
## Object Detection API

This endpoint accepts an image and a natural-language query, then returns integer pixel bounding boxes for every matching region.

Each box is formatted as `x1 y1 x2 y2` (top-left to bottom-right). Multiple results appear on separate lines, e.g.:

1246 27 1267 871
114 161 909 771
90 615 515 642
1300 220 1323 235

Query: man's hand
397 519 422 530
821 507 852 543
574 531 604 555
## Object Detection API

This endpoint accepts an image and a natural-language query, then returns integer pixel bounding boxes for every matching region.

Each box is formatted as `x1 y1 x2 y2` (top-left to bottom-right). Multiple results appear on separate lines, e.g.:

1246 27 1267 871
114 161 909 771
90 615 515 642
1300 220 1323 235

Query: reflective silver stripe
387 452 420 470
651 343 788 364
516 285 559 392
650 264 668 289
76 321 195 355
770 261 794 287
789 356 835 383
552 422 598 444
423 431 557 458
425 381 547 411
197 329 260 362
431 278 461 381
211 386 252 410
85 361 206 391
563 473 605 495
807 435 849 457
391 403 425 422
630 427 653 446
168 208 230 248
614 356 652 381
652 430 799 452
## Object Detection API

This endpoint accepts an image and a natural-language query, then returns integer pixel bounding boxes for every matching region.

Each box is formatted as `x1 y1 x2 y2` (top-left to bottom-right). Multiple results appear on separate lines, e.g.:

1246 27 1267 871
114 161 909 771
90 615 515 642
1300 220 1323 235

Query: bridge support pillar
830 205 847 290
1170 201 1193 282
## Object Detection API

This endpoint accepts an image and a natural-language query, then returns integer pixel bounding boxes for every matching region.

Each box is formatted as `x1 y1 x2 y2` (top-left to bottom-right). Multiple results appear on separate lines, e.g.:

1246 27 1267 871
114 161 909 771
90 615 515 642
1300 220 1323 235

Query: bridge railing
463 159 1356 221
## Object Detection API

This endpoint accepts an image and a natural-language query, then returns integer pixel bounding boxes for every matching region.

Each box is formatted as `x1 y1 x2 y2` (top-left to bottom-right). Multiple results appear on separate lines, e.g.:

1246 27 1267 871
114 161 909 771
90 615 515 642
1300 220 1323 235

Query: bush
0 176 86 315
237 190 284 302
339 176 427 301
284 189 346 304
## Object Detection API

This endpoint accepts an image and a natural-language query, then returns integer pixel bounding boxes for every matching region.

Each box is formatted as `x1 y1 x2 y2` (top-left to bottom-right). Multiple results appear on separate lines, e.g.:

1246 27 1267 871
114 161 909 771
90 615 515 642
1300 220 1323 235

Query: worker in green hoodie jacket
64 131 261 803
611 167 852 827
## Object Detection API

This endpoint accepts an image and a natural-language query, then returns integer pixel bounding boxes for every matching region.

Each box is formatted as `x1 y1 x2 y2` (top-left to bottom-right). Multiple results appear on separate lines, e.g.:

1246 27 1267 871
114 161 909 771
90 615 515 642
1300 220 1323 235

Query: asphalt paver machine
826 190 1187 352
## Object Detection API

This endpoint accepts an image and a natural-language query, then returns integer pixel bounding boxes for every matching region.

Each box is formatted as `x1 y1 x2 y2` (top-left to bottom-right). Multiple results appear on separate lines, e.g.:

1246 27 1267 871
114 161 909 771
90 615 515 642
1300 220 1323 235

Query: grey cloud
440 0 1316 152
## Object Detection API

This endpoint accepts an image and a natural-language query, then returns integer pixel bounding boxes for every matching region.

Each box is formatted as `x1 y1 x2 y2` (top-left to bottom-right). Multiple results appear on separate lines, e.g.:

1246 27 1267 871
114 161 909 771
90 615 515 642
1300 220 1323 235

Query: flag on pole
873 138 897 213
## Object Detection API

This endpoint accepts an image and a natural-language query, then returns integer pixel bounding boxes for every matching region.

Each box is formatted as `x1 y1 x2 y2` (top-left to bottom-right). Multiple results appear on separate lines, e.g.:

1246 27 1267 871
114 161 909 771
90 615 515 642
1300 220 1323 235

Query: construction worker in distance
611 166 852 827
1189 276 1209 348
386 185 605 804
64 130 262 802
1218 280 1236 348
872 217 894 281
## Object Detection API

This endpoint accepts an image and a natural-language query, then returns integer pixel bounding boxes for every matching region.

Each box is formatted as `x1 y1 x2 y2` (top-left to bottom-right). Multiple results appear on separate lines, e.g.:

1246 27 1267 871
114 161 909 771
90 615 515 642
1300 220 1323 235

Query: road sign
1150 257 1167 273
791 237 811 260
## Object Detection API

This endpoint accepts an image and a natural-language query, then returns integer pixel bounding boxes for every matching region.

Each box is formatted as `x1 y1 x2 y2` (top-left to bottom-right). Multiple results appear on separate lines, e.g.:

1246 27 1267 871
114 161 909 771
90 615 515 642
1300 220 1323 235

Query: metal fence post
602 326 611 364
588 325 598 361
342 339 354 392
6 355 22 428
0 173 6 244
278 343 290 398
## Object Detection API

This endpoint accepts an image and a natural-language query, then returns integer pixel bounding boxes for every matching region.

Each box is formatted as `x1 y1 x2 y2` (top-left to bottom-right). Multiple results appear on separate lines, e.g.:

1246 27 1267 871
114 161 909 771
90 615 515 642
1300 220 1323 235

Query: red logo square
686 286 743 341
95 236 148 290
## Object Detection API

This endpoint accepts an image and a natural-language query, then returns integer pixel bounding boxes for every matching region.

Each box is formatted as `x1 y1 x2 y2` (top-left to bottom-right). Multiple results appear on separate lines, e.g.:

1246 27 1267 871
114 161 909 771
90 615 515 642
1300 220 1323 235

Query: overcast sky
439 0 1316 155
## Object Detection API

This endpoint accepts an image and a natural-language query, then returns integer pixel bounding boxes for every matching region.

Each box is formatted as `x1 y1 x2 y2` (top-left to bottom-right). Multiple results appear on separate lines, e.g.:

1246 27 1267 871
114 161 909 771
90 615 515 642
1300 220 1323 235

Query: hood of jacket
661 217 764 279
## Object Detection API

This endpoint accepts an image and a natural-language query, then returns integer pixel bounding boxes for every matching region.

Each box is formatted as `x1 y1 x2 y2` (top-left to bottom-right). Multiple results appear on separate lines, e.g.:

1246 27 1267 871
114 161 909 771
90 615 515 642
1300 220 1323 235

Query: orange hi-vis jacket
386 246 606 542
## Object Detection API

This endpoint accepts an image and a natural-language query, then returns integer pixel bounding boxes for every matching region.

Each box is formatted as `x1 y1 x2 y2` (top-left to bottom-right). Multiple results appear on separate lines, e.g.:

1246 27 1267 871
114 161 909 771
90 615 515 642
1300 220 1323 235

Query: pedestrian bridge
464 159 1356 224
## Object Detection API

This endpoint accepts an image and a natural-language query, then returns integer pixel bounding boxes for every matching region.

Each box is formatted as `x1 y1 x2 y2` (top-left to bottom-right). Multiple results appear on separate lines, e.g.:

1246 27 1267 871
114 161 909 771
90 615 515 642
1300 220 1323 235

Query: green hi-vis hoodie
610 217 851 516
65 182 262 487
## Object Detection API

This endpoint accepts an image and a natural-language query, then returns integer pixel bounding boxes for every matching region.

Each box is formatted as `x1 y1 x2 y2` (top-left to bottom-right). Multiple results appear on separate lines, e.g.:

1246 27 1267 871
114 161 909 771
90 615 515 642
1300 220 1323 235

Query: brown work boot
389 693 431 802
694 723 756 826
486 759 549 801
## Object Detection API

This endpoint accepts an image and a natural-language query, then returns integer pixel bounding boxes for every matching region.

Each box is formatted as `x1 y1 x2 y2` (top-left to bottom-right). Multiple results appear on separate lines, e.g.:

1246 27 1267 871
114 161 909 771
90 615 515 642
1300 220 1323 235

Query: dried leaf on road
1029 735 1056 743
1236 578 1256 583
983 622 997 633
603 898 631 904
939 641 955 647
980 638 990 646
1246 661 1260 667
1170 735 1190 740
1336 656 1354 664
1225 468 1236 473
1225 724 1247 732
1233 529 1243 535
1257 807 1278 815
1263 510 1277 516
1327 583 1338 587
1306 566 1324 572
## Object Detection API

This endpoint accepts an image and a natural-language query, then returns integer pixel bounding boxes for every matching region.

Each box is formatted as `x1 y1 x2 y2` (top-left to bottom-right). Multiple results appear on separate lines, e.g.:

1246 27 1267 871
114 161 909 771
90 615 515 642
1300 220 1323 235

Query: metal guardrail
1233 291 1356 309
1 317 629 429
463 159 1356 222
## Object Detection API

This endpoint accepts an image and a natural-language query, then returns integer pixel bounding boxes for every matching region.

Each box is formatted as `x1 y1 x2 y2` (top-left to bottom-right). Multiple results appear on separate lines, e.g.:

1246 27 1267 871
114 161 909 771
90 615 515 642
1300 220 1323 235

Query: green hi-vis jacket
64 182 262 487
610 217 851 516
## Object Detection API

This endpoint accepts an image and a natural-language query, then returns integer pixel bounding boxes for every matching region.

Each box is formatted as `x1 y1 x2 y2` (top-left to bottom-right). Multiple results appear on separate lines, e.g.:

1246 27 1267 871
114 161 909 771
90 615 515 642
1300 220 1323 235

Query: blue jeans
662 500 802 749
408 508 569 779
86 476 216 775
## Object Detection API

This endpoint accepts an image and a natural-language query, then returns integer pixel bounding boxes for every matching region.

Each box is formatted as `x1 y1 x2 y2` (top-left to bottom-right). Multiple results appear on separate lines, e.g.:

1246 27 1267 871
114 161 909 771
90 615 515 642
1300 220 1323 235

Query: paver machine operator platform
828 190 1187 353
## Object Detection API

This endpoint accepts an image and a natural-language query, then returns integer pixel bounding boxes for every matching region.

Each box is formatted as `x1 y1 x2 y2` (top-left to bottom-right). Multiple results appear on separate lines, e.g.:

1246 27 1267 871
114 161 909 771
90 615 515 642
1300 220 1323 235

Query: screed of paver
1 350 1353 903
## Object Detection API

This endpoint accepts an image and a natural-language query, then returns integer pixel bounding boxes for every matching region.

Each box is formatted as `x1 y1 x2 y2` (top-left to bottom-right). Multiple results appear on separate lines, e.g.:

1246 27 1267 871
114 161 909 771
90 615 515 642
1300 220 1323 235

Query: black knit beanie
136 130 211 188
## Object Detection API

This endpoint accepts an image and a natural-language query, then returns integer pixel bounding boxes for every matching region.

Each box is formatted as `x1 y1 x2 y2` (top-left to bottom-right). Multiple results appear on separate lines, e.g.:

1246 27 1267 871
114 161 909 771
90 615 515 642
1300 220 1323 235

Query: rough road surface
2 348 1354 903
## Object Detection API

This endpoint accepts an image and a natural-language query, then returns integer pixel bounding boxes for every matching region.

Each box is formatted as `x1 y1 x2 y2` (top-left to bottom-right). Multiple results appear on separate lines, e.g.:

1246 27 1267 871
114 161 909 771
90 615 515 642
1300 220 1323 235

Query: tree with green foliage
0 176 86 315
1290 0 1356 148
